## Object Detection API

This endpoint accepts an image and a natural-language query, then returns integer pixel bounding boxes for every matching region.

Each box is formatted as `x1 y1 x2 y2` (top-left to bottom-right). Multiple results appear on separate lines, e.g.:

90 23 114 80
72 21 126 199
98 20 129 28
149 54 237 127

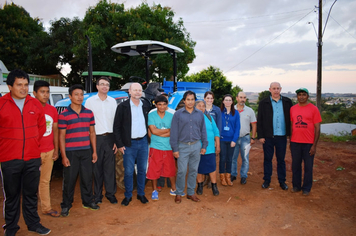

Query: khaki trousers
39 149 54 213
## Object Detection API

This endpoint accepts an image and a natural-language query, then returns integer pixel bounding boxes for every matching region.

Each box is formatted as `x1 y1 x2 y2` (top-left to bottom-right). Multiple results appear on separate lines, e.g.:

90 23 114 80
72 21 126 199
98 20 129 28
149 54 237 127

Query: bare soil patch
1 141 355 236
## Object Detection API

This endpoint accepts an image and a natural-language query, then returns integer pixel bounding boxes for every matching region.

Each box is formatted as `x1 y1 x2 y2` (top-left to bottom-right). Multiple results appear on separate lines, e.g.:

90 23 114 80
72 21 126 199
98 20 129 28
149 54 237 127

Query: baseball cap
295 88 309 95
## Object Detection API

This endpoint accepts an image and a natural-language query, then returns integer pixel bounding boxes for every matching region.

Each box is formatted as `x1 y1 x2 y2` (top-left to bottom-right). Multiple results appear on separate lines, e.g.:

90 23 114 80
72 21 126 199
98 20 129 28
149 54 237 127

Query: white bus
0 85 69 106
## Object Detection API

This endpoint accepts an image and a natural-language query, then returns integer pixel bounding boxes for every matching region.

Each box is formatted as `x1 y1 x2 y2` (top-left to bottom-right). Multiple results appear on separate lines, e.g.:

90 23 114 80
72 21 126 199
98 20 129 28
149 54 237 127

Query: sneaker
61 207 70 217
83 202 100 210
151 190 159 200
302 191 310 196
170 189 176 196
29 225 51 235
157 186 162 192
169 189 185 197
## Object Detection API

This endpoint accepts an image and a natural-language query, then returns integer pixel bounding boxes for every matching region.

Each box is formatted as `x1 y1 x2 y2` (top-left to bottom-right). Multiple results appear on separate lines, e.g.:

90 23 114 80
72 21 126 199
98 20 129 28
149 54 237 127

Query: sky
2 0 356 93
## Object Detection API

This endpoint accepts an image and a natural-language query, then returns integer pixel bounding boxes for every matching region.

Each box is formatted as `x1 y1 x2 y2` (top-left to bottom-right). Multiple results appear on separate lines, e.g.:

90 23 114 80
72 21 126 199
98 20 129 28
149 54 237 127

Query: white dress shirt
85 94 117 135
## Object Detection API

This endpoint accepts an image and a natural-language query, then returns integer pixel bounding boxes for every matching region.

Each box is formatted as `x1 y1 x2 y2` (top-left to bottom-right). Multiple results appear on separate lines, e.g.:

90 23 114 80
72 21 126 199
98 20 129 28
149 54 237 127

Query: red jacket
0 93 46 162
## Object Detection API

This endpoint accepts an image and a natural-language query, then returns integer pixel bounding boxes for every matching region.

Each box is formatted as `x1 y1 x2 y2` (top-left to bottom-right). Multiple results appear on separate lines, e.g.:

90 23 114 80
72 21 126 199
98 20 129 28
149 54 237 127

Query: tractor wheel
115 151 125 190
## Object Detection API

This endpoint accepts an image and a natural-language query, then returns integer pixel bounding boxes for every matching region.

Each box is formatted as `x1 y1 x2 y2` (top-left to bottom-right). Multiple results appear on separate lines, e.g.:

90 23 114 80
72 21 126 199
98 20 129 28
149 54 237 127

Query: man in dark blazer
113 83 151 206
257 82 293 190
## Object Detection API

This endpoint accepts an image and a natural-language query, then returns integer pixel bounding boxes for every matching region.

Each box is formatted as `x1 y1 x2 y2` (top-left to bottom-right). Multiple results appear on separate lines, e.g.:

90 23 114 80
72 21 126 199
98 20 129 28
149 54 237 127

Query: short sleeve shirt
148 111 173 150
58 105 95 151
39 104 58 152
235 105 256 137
291 103 322 144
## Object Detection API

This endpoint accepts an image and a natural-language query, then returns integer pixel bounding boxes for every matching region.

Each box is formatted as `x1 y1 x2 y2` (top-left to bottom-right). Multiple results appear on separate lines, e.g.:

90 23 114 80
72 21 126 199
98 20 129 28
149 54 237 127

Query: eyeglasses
99 83 110 87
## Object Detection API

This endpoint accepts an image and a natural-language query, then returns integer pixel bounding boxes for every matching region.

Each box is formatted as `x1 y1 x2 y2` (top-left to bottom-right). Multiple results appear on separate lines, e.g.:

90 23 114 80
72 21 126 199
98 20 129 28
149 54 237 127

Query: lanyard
224 112 230 127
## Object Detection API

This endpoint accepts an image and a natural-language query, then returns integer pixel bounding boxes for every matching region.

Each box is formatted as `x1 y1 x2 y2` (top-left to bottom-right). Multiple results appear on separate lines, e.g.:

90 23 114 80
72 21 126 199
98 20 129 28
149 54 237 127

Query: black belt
180 140 199 145
132 136 145 141
97 132 112 136
242 133 250 137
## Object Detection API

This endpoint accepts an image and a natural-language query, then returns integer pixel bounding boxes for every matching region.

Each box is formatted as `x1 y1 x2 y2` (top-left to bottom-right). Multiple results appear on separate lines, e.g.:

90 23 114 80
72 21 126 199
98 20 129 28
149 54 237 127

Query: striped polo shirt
58 105 95 151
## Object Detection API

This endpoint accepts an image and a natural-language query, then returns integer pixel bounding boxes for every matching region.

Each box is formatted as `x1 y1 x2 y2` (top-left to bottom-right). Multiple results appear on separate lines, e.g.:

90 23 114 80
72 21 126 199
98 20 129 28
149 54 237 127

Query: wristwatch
251 137 255 140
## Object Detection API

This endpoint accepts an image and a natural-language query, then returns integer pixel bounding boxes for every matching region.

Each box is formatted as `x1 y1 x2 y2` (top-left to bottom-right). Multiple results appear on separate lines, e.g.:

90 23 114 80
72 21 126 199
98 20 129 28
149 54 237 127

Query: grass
320 134 356 142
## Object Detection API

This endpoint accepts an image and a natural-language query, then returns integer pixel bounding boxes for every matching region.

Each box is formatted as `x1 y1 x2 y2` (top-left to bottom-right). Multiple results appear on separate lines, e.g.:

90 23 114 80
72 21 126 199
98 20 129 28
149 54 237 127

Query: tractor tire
115 151 125 190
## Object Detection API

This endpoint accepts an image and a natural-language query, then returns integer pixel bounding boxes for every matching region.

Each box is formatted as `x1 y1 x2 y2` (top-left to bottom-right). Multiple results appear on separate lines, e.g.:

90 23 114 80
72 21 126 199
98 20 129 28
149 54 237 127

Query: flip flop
43 209 60 217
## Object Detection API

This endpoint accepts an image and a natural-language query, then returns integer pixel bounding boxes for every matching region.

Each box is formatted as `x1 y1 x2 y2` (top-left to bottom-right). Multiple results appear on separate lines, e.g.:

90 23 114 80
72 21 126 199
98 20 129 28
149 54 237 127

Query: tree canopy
184 65 242 106
1 0 196 88
57 0 196 87
0 3 58 74
257 90 271 104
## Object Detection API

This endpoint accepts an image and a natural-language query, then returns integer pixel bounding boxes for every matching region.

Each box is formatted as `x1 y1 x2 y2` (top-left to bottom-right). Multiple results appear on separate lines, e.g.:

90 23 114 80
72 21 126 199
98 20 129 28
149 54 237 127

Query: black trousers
0 158 42 234
291 142 315 192
94 134 117 202
263 136 287 182
61 149 94 209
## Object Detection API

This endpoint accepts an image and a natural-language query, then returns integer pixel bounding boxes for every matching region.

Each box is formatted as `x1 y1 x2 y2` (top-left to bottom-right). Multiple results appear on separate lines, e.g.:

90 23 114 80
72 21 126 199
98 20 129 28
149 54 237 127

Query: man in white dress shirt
85 77 118 204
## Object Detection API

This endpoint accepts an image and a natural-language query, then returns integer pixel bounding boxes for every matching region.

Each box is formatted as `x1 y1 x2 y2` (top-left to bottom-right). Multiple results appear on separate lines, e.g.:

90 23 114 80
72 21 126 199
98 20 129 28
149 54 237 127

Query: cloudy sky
2 0 355 93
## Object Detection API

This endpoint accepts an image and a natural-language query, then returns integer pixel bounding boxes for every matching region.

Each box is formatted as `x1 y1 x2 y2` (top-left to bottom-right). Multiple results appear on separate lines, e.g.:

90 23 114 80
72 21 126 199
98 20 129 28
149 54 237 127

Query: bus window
52 94 63 106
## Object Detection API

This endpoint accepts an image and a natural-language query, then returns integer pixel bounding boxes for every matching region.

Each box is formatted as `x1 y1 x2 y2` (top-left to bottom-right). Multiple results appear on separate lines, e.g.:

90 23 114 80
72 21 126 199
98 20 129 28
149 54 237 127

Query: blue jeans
231 135 250 178
123 137 148 198
219 141 235 173
291 142 314 192
176 141 201 196
263 136 287 183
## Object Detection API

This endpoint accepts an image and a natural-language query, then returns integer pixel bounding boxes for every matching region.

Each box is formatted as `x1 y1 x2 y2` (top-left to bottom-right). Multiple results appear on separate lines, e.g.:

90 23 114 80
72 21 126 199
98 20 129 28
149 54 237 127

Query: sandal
43 209 60 217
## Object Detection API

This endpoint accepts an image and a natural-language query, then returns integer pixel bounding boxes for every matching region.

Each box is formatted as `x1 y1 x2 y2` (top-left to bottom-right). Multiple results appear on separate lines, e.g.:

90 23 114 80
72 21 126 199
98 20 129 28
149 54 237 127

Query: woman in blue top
220 94 240 186
204 91 222 134
195 100 220 196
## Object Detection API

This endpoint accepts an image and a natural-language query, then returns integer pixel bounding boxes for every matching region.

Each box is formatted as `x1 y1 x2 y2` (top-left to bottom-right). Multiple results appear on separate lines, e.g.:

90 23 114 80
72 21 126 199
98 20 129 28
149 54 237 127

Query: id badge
224 126 230 131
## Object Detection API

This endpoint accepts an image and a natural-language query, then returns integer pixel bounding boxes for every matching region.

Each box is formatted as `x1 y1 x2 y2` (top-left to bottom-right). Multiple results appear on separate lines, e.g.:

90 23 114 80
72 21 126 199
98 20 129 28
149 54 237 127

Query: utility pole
316 0 323 111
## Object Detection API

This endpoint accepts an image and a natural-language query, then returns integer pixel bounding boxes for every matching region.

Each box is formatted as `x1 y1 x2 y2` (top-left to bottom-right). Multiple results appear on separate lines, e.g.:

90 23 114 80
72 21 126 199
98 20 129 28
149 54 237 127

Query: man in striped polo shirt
58 84 99 217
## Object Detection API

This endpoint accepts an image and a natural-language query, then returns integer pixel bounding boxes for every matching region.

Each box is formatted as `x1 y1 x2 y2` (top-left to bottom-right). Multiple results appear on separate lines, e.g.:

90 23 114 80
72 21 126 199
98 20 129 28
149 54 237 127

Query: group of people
0 69 322 236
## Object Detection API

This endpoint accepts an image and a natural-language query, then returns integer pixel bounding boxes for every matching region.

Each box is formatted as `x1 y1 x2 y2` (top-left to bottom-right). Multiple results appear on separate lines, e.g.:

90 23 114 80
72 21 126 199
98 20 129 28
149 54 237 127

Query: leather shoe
121 197 132 206
187 194 201 202
108 198 118 204
231 175 237 182
175 195 182 204
262 180 270 189
137 195 149 204
280 182 288 190
240 177 247 185
291 187 301 193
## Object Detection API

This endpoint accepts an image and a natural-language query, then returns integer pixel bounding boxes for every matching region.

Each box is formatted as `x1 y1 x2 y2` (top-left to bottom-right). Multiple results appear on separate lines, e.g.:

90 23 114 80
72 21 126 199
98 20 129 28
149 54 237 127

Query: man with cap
290 88 322 196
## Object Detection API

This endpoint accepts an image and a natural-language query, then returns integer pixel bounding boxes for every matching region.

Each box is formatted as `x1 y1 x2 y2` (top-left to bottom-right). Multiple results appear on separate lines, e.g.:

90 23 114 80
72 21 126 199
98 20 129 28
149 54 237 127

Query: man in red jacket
0 69 50 235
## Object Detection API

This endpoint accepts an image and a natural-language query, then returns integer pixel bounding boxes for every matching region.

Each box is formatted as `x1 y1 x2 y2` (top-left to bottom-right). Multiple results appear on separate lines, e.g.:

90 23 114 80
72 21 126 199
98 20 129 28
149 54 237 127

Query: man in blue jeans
257 82 293 190
113 83 151 206
231 92 257 185
170 91 208 204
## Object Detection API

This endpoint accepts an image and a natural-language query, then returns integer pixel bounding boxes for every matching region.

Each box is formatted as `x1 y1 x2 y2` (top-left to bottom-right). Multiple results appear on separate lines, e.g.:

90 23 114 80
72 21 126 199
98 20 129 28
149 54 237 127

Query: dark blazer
113 99 150 148
257 96 293 139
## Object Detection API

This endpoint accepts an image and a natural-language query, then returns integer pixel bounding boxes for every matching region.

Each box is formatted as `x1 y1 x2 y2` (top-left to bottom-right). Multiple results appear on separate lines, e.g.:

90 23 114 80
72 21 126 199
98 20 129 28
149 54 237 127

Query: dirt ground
1 140 356 236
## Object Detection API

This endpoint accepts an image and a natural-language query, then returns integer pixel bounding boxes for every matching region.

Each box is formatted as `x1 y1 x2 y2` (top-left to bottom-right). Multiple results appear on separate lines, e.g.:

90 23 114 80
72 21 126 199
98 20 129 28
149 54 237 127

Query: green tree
184 66 234 106
338 103 356 124
257 90 271 104
0 3 58 74
60 0 196 88
49 17 86 86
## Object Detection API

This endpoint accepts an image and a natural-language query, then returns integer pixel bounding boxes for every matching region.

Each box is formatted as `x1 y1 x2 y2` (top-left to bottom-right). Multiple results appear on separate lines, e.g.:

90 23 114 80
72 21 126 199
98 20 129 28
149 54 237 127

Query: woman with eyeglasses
219 94 240 186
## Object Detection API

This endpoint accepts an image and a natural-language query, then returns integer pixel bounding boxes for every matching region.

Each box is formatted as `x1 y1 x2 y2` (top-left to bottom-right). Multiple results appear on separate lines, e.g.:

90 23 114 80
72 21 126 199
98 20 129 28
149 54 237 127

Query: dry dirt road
1 140 355 236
